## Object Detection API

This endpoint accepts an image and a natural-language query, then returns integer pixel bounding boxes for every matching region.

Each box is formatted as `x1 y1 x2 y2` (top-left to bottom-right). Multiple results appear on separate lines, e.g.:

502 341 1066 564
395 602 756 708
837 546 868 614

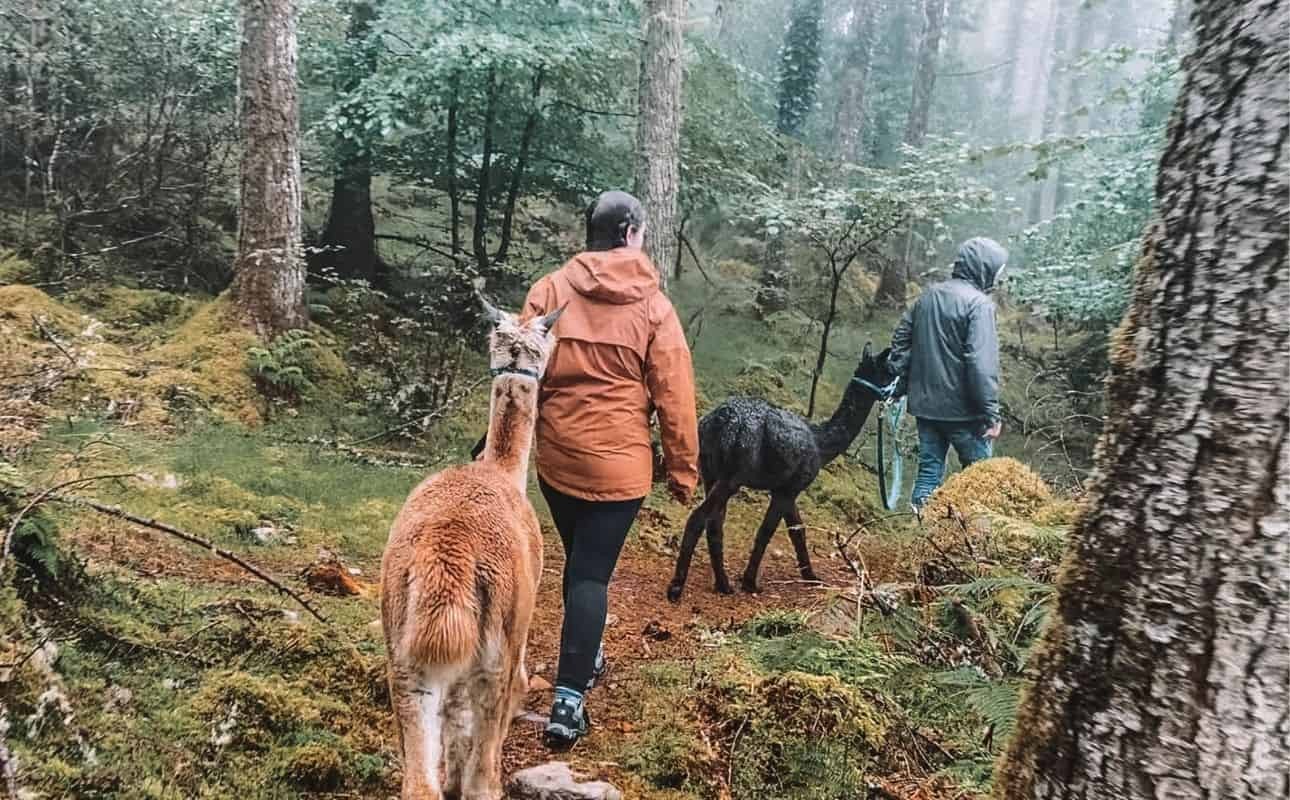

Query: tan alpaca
381 298 562 800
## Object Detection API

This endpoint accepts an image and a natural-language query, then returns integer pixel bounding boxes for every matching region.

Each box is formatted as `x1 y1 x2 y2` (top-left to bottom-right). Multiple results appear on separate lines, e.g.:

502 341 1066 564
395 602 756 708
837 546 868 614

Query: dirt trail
501 529 852 782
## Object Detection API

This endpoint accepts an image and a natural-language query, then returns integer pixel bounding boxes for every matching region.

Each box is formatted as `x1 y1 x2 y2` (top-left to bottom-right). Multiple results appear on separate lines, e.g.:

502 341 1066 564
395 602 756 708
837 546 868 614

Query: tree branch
38 492 329 623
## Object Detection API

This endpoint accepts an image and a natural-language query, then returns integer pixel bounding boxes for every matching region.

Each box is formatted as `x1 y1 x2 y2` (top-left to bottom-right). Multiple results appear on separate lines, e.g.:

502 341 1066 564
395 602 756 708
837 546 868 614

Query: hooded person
492 190 699 745
887 236 1008 515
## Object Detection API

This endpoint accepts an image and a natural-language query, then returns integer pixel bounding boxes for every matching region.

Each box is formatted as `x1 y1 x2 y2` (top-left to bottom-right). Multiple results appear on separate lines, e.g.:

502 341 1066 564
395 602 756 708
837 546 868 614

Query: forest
0 0 1284 798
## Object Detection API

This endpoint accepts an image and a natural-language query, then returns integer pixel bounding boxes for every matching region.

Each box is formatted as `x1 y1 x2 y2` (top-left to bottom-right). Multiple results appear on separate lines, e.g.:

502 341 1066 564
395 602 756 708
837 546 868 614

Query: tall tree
758 0 823 315
635 0 686 286
996 0 1031 136
995 0 1289 795
316 0 383 284
1027 0 1075 223
233 0 307 338
879 0 948 308
903 0 947 147
833 0 884 163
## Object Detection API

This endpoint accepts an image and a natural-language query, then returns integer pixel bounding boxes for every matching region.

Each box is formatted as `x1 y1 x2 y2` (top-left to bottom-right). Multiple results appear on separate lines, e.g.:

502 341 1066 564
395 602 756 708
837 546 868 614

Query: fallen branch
42 492 328 623
30 315 78 368
3 472 139 565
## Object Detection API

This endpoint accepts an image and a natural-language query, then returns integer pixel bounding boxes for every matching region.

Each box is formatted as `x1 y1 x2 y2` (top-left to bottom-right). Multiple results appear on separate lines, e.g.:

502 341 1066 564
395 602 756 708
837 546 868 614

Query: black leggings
539 479 643 692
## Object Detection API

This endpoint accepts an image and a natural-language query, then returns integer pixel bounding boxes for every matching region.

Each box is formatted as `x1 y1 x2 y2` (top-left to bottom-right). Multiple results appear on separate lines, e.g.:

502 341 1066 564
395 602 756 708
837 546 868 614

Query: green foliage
1012 51 1181 331
0 462 66 586
247 331 320 401
934 667 1022 750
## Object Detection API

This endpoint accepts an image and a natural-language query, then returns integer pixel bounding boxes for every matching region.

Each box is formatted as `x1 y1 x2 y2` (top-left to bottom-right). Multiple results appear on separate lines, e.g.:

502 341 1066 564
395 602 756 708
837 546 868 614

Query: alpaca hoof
801 570 823 585
740 577 760 594
666 582 684 603
715 579 735 595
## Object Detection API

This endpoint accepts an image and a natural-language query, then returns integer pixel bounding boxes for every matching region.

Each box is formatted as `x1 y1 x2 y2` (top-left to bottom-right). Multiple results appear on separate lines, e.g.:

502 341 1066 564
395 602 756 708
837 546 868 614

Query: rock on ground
507 762 622 800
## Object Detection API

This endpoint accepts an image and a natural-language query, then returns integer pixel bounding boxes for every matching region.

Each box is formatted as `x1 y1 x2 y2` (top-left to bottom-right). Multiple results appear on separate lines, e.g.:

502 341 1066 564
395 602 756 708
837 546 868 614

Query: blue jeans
911 418 993 507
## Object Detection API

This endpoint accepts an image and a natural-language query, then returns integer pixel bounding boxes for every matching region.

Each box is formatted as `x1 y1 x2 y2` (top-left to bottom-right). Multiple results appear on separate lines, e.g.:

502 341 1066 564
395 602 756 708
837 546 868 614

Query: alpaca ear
862 341 873 362
474 280 505 325
536 305 566 334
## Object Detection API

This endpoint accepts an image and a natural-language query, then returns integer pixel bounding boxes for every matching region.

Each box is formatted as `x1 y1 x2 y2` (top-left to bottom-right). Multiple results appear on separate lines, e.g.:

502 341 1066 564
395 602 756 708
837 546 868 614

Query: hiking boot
544 691 589 747
586 643 607 692
911 499 926 523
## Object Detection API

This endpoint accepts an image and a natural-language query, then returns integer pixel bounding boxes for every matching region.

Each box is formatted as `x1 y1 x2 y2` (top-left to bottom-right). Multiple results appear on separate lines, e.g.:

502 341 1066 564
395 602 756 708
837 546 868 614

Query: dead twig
30 315 78 368
41 492 328 623
3 472 139 565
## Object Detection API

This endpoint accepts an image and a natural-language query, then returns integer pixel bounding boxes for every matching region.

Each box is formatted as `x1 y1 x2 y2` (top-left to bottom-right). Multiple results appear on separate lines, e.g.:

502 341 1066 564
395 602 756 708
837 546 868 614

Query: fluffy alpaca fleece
381 303 562 800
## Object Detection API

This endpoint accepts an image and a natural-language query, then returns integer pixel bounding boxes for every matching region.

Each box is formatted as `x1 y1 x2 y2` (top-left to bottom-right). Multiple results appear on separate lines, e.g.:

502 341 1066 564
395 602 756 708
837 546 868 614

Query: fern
247 330 319 400
943 575 1054 601
934 668 1021 747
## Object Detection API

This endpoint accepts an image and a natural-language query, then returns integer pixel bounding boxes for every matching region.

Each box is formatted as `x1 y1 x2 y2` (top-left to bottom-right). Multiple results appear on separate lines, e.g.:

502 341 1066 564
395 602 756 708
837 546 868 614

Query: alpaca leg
741 498 787 594
441 679 474 800
391 666 446 800
668 482 729 602
784 502 821 583
705 491 735 595
461 667 508 798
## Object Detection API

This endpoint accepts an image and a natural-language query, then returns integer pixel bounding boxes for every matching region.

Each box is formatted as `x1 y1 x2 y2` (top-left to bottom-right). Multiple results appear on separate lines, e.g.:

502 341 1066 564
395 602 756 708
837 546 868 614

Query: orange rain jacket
521 249 699 502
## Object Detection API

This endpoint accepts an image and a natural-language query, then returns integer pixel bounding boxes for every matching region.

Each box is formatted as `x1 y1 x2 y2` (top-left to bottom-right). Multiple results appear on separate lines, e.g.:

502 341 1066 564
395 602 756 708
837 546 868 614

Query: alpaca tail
404 554 480 666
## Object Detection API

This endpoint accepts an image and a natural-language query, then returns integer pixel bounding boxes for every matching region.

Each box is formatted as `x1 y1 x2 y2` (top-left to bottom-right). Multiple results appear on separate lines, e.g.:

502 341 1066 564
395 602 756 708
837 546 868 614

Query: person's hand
667 478 693 505
983 420 1003 440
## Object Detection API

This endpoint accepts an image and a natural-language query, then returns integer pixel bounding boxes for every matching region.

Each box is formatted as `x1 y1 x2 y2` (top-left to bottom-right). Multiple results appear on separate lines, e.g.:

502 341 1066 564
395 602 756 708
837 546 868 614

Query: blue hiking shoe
544 688 589 747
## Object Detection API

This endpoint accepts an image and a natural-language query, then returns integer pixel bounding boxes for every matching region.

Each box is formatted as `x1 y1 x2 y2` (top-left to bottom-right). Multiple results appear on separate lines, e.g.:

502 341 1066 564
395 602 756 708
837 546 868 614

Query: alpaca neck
811 380 880 465
481 375 539 494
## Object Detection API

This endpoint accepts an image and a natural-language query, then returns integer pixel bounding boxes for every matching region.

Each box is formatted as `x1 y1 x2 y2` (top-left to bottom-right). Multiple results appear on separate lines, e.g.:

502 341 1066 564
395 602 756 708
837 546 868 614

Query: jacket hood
566 249 660 304
951 237 1009 292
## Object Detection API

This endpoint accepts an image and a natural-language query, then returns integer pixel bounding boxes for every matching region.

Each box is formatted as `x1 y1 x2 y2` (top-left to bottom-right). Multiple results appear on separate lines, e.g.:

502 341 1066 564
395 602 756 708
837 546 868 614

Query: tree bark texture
495 68 544 266
903 0 947 147
635 0 685 287
994 2 1289 797
317 1 382 284
233 0 307 338
833 0 883 163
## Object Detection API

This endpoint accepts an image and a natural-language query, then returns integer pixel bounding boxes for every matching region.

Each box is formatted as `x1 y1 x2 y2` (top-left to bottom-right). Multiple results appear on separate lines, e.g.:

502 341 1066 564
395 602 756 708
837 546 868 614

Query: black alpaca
667 344 895 601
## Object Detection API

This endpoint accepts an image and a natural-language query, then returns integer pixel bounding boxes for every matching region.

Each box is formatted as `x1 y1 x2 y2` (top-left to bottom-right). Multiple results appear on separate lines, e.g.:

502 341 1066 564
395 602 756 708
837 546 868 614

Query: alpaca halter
490 366 540 380
851 376 898 399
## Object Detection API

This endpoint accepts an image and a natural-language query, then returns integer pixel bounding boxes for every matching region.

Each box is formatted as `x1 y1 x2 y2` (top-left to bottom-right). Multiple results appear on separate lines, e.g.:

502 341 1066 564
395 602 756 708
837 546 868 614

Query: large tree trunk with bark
635 0 685 287
233 0 307 338
833 0 884 163
994 2 1289 797
317 1 383 284
903 0 947 147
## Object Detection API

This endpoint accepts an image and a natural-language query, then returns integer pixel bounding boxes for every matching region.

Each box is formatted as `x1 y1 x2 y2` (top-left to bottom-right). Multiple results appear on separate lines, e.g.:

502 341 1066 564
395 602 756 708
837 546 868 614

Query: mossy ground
2 260 1078 799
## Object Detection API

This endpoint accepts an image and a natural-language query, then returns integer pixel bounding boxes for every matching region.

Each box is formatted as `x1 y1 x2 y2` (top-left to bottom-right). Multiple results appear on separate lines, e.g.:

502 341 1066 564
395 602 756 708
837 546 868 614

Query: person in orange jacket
515 190 698 745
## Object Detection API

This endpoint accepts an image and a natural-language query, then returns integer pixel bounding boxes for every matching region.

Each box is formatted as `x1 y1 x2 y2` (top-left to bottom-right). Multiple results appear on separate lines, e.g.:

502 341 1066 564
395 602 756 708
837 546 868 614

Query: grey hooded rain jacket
888 237 1007 425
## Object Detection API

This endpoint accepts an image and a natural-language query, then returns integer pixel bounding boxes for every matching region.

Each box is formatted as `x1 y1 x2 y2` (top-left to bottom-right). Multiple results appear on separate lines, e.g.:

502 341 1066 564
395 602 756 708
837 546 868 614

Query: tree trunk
233 0 307 339
903 0 947 147
807 264 844 419
996 0 1029 135
994 1 1289 796
1054 3 1094 211
1027 0 1073 223
317 1 381 284
833 0 883 163
473 70 498 275
495 68 544 266
447 74 461 255
635 0 685 287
